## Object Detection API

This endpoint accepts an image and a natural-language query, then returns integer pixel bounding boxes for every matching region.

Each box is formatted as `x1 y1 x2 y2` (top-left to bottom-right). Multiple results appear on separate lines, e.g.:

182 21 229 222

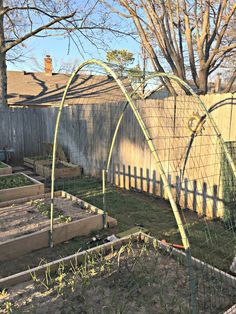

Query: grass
0 174 32 190
0 175 234 314
54 176 236 273
0 175 234 278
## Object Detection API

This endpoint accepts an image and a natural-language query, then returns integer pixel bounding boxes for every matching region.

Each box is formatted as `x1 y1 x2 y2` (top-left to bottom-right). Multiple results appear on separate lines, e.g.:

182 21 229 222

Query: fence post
167 174 172 199
123 164 126 189
153 170 156 196
160 175 164 198
112 163 115 185
213 185 218 218
118 164 120 187
134 166 137 190
128 165 131 190
140 167 143 191
147 168 150 194
176 175 180 204
202 182 207 216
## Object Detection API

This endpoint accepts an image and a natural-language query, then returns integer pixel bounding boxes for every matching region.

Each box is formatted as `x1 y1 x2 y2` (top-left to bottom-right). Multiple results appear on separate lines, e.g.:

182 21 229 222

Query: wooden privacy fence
1 93 236 218
107 163 221 218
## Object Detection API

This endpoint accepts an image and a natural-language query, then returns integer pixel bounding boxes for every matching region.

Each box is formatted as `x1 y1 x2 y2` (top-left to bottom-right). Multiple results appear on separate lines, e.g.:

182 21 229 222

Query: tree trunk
0 0 11 152
0 52 7 110
198 68 208 94
0 0 7 110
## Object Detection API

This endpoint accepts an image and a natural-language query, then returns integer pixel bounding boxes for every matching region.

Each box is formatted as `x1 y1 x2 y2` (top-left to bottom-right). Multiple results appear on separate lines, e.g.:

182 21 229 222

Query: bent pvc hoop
50 59 190 250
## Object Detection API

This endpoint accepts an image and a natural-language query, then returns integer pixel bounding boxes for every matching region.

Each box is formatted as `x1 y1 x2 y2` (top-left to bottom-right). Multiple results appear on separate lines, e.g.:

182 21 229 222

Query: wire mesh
129 75 236 312
22 60 236 313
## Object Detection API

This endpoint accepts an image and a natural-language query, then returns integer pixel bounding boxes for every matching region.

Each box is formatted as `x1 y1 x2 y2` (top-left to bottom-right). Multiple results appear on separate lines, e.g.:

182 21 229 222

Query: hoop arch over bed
50 59 236 252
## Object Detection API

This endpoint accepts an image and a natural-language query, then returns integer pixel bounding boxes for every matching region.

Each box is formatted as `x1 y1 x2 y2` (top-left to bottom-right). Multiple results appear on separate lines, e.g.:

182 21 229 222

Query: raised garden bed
24 143 68 170
0 161 12 175
0 173 44 203
0 233 235 313
35 160 82 179
0 191 116 261
23 155 51 170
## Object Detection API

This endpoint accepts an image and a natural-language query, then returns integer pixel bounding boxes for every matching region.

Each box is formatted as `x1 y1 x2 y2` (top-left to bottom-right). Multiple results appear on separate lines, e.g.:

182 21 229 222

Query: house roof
7 71 132 107
147 77 236 99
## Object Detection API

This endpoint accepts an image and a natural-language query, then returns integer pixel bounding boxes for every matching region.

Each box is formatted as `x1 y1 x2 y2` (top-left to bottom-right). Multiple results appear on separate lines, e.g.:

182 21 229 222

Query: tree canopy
103 0 236 94
106 49 135 76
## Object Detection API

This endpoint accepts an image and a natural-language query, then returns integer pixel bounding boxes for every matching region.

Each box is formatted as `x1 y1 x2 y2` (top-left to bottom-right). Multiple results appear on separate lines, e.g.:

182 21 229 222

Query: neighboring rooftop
7 71 132 107
8 56 235 107
7 56 132 107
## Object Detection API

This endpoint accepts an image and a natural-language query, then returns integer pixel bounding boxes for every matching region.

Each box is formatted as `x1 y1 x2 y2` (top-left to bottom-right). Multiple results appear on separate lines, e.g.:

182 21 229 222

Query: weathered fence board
0 94 235 217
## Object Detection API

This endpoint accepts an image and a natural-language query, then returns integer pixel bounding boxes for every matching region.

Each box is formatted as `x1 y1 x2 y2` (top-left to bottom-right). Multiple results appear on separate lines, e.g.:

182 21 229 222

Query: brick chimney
44 55 52 76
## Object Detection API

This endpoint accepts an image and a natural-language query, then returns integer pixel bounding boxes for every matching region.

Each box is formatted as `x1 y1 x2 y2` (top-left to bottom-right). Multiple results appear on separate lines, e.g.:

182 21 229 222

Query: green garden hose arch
50 59 190 252
106 73 236 183
49 61 236 314
50 59 236 253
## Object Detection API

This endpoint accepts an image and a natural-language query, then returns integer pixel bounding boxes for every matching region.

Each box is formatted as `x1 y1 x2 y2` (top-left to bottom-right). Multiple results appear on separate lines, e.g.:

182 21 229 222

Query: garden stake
102 169 107 228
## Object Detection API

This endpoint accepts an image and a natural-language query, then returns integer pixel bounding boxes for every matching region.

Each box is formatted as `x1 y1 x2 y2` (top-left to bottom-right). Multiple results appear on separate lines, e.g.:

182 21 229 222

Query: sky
7 33 141 73
6 0 141 74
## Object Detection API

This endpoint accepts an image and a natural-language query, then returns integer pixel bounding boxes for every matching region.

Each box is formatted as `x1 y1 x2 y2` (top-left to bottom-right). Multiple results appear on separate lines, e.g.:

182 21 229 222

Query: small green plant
0 288 9 299
17 240 235 313
55 262 66 295
30 199 50 218
58 214 72 224
30 262 54 291
3 301 12 313
0 174 32 190
30 200 68 221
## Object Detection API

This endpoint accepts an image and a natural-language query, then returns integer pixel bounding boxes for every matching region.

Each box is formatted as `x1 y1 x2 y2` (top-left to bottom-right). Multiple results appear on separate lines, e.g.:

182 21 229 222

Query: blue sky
6 0 142 73
7 28 141 73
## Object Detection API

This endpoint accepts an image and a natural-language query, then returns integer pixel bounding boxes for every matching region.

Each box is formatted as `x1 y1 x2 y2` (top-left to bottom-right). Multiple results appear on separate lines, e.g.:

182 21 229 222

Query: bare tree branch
104 0 236 94
222 68 236 93
2 11 76 53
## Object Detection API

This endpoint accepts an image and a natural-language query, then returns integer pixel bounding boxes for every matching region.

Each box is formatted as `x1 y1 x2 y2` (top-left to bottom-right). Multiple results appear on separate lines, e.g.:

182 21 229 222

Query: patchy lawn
54 176 236 273
0 176 235 278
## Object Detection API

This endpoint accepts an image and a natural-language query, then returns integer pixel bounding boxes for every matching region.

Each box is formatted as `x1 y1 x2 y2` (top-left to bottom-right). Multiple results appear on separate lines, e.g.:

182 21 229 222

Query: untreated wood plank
35 160 82 179
0 162 12 175
0 173 44 203
0 191 117 261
